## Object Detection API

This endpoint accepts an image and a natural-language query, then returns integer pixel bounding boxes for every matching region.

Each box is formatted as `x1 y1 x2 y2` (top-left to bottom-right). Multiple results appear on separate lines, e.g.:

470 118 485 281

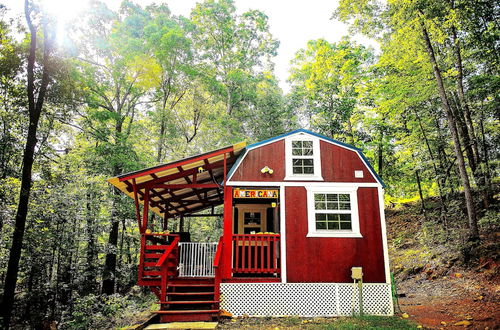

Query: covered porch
107 143 282 286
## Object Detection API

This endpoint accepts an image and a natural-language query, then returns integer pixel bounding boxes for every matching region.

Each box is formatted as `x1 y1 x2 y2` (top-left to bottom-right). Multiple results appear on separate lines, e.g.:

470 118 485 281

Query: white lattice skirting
220 283 393 317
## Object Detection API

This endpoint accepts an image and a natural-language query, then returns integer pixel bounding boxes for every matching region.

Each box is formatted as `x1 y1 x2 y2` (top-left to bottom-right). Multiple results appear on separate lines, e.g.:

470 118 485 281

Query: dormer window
285 135 323 181
292 141 314 174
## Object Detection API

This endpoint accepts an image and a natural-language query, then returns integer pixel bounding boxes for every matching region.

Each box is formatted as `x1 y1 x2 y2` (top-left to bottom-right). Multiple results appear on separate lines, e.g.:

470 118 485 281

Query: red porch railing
213 236 223 301
232 234 280 275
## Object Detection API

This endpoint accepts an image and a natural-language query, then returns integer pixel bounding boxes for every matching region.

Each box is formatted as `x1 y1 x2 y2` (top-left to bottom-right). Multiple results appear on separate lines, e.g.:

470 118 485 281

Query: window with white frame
306 187 361 237
285 136 323 180
292 141 314 174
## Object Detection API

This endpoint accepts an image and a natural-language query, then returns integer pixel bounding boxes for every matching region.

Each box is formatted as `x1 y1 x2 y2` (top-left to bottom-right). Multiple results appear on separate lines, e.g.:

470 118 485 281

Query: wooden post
179 215 184 232
223 153 227 184
142 188 150 232
132 179 142 231
222 186 233 279
163 212 168 231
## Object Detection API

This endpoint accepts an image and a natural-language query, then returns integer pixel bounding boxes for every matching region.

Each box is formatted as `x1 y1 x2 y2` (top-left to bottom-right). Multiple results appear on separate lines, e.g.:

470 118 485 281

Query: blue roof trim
245 129 310 149
229 128 385 188
226 147 247 182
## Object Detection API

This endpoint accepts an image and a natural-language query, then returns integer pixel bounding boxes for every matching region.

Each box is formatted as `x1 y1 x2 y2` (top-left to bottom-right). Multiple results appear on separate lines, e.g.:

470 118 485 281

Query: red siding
320 141 376 183
285 186 386 283
231 140 285 181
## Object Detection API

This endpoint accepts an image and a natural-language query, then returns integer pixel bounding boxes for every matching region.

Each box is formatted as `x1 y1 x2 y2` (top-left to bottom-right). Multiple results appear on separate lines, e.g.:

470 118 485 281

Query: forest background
0 0 498 328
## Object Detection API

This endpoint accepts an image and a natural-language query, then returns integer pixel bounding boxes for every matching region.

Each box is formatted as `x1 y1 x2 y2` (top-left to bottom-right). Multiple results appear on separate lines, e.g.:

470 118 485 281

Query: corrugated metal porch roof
108 142 246 218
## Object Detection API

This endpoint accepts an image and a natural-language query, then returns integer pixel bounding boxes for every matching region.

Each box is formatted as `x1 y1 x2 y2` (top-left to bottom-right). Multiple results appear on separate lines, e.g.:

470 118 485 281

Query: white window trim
306 186 362 238
284 135 323 181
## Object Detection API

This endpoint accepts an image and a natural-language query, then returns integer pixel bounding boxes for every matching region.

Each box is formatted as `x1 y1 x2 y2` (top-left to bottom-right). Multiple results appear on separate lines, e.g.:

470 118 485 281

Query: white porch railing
178 242 218 277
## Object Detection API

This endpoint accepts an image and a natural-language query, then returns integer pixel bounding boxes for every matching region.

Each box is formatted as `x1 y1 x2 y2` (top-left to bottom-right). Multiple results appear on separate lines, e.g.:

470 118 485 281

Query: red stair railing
213 236 223 302
155 236 180 302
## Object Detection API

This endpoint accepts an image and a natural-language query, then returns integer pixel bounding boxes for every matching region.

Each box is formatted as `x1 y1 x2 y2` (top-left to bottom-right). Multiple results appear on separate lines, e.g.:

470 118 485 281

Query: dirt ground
396 269 500 329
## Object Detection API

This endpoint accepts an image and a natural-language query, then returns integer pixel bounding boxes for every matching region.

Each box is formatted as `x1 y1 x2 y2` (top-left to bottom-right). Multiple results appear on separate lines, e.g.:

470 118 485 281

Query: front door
236 204 269 234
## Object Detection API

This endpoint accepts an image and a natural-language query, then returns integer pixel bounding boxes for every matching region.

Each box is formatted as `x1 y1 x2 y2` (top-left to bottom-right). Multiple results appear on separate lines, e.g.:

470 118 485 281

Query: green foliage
289 38 374 144
1 0 498 327
62 291 156 330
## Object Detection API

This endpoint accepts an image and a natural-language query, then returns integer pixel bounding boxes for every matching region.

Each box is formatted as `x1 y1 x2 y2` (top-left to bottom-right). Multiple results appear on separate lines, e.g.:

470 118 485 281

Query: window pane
292 141 302 148
293 166 303 174
315 201 326 210
303 159 313 166
303 166 314 174
303 148 313 156
316 221 326 230
339 194 350 201
315 213 326 221
339 202 351 210
326 194 338 201
339 214 351 221
303 141 313 148
326 201 339 210
292 148 302 156
315 194 325 201
340 222 352 229
327 222 340 230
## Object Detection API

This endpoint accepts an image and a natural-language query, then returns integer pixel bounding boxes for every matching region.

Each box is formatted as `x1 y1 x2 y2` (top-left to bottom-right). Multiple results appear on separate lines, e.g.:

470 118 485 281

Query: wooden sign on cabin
108 129 392 323
233 188 279 198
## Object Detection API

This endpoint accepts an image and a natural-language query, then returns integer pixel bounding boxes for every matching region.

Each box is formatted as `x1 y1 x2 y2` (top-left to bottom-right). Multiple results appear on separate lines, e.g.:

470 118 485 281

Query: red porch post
222 185 233 279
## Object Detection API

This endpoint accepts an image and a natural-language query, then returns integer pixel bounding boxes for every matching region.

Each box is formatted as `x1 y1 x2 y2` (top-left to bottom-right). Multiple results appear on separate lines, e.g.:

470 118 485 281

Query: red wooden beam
142 188 150 231
125 180 167 214
132 179 142 230
223 152 227 184
146 177 220 200
130 158 235 191
119 146 234 182
222 186 233 279
149 183 219 189
168 200 223 216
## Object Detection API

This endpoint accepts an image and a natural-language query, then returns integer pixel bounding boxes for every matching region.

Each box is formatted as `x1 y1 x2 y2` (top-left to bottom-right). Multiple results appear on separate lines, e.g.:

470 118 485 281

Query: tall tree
1 1 56 327
190 0 279 119
334 0 485 246
74 1 151 294
288 38 374 144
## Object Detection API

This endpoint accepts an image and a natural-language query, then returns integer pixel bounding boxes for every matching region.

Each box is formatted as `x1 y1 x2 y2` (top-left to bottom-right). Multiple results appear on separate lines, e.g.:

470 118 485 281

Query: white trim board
227 181 382 188
279 184 287 283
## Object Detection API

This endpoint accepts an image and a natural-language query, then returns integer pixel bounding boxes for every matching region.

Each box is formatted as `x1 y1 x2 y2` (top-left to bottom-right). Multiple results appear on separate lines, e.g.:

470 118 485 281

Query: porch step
145 245 169 250
168 283 214 287
154 310 219 314
161 300 219 305
145 322 218 330
168 292 214 296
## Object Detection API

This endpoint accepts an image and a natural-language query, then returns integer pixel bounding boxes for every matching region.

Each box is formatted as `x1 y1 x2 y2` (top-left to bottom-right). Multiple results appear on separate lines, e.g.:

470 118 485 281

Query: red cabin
108 129 392 322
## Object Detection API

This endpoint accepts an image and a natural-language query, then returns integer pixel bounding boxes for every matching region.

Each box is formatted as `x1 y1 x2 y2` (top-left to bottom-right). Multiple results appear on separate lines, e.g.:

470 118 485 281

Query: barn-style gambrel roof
227 129 385 187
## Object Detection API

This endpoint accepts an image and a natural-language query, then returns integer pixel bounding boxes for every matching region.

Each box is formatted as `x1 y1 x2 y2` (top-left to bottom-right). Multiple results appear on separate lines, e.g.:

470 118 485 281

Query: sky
4 0 377 92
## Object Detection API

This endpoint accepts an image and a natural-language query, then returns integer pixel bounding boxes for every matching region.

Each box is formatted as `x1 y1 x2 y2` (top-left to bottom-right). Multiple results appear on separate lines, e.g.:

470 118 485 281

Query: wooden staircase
156 278 219 322
138 234 222 323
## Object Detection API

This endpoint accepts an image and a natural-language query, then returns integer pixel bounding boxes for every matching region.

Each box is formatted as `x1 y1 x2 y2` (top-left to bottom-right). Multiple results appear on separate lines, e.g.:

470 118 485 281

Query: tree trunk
415 169 428 223
102 187 120 295
420 20 479 243
413 107 448 213
452 28 490 207
84 191 97 294
1 3 52 327
347 117 355 145
102 115 124 295
378 129 383 179
452 27 480 165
